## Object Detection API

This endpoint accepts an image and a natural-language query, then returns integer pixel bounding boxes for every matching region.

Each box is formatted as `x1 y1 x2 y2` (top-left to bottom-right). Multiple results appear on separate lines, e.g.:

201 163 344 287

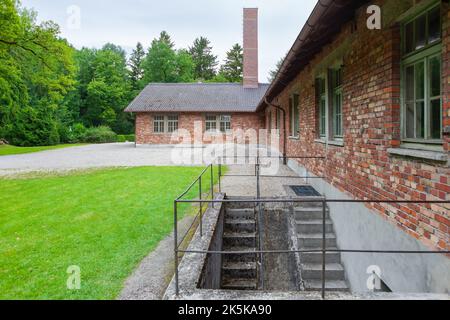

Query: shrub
117 134 135 143
83 126 117 144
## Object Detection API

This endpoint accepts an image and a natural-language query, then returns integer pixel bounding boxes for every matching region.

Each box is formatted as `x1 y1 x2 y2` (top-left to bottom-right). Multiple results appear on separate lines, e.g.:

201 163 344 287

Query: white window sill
387 148 447 162
289 136 300 141
314 139 344 147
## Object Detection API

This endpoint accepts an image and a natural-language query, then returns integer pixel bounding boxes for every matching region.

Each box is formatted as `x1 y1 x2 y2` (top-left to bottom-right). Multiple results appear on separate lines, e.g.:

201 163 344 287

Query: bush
68 123 87 143
83 126 117 144
117 134 135 143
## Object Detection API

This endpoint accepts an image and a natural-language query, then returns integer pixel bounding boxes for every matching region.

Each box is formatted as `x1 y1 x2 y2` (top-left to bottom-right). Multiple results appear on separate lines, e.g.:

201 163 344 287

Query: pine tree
219 43 243 83
129 42 145 91
189 37 218 81
156 31 174 48
268 55 286 82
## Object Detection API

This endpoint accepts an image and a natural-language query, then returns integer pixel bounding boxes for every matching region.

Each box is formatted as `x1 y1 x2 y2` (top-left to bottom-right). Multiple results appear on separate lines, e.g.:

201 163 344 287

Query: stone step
295 207 330 220
301 263 345 281
296 219 334 234
222 246 257 263
221 277 258 290
225 208 255 220
300 248 341 264
304 280 349 292
222 262 257 279
225 218 256 233
223 232 257 247
298 233 337 248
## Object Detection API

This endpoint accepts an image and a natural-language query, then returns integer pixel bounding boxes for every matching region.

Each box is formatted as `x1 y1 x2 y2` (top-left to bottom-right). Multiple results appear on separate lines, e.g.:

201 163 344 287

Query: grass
0 144 87 156
0 166 219 300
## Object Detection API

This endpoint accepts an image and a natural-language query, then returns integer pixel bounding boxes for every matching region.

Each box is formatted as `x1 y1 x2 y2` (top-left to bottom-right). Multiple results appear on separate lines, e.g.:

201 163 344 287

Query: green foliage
219 43 243 83
117 134 135 143
83 126 117 144
0 0 75 146
0 166 218 299
129 42 145 92
189 37 218 81
141 32 194 83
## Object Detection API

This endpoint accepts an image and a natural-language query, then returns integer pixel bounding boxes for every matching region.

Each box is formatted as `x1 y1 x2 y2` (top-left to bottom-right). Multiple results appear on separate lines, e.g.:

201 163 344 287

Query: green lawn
0 144 87 156
0 166 219 300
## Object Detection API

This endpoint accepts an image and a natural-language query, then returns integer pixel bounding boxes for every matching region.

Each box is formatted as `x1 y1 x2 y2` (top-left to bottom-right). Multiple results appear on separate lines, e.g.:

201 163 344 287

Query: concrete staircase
221 206 258 290
295 206 349 292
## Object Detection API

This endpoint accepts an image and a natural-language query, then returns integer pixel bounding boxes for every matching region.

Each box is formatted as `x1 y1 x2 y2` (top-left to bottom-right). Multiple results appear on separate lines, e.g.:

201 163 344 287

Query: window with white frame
316 78 327 138
291 93 300 137
205 115 231 133
402 4 442 142
153 115 178 133
154 115 165 133
316 66 343 141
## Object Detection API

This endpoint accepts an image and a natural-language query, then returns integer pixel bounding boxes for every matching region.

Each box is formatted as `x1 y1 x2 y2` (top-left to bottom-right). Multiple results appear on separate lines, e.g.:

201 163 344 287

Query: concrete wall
198 206 225 289
289 159 450 294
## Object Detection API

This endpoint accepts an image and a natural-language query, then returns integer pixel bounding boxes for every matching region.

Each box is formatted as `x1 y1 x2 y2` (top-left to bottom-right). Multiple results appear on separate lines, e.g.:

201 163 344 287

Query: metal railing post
199 176 203 237
210 165 214 209
322 199 326 300
174 201 179 296
218 157 222 193
256 156 264 290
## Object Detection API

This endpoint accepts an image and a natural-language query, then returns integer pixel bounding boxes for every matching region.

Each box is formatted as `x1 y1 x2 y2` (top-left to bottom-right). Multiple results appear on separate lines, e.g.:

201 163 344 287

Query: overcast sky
21 0 317 83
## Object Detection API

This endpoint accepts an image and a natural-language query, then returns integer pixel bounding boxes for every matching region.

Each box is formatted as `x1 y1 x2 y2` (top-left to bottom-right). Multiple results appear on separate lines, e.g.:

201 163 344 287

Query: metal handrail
174 197 450 299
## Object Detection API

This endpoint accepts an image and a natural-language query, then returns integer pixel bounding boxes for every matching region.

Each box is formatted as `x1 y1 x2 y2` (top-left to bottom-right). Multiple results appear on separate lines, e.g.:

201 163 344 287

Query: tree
268 55 286 82
157 31 174 48
128 42 145 91
189 37 218 81
219 43 243 83
0 0 76 146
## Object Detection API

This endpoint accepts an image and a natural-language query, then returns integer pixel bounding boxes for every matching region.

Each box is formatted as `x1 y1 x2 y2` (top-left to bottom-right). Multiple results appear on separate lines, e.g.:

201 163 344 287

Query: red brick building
260 0 449 255
126 8 268 145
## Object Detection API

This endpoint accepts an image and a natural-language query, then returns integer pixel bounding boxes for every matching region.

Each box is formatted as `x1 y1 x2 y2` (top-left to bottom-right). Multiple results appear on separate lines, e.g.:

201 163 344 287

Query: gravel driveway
0 143 209 175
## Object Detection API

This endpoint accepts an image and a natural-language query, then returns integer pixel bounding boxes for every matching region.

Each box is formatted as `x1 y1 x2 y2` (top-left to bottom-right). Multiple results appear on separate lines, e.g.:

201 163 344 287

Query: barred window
205 115 217 132
220 115 231 132
206 115 231 133
153 115 178 133
167 115 179 133
154 115 165 133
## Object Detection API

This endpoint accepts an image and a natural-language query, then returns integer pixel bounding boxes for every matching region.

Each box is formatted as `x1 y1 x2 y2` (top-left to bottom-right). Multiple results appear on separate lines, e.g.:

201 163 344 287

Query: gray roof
125 83 269 113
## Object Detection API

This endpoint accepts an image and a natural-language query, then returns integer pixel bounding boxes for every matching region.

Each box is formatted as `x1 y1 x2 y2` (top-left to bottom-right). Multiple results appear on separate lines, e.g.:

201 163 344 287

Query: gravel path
0 143 208 175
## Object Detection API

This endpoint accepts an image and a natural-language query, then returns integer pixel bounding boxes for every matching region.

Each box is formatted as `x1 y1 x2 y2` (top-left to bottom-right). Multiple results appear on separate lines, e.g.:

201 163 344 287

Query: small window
220 115 231 132
331 68 343 138
291 94 300 137
316 78 326 138
205 115 231 133
404 6 441 56
154 115 165 133
167 115 179 133
205 115 217 132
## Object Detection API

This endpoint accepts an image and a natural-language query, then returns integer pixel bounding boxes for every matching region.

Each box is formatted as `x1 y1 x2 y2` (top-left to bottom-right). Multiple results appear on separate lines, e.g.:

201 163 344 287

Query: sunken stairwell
295 205 349 292
221 204 258 290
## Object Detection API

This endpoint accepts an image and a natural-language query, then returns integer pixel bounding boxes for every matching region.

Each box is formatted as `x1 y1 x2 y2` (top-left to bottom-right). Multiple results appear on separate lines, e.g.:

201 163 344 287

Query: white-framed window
154 115 165 133
205 115 231 133
289 94 300 137
401 4 442 142
153 115 179 134
316 66 343 141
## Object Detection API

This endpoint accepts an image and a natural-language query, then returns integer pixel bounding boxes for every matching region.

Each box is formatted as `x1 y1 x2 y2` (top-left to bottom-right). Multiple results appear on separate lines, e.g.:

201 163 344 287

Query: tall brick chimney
243 8 259 88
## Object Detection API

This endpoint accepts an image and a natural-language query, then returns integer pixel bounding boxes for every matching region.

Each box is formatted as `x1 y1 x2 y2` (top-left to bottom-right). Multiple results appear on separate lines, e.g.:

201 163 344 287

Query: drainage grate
290 186 322 197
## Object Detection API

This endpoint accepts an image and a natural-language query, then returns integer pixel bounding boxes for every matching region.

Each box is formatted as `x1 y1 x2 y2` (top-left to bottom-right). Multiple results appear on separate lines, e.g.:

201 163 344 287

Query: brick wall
135 112 265 145
268 0 450 251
